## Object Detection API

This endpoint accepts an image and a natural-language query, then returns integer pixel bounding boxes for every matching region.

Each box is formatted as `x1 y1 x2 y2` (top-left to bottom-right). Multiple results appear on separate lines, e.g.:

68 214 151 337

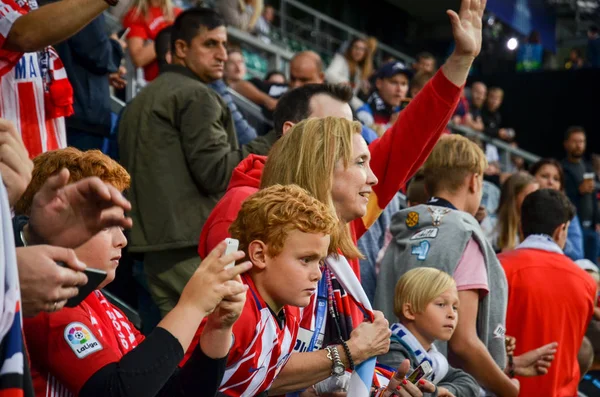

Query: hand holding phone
57 261 107 307
406 361 433 384
223 238 239 269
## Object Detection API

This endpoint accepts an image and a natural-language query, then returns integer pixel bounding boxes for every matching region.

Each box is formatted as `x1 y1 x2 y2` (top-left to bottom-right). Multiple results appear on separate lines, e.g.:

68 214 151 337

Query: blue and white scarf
390 323 449 385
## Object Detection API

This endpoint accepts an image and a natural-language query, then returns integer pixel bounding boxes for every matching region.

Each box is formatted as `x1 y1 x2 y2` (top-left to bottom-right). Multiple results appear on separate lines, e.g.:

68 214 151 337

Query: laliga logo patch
405 211 420 229
64 322 103 359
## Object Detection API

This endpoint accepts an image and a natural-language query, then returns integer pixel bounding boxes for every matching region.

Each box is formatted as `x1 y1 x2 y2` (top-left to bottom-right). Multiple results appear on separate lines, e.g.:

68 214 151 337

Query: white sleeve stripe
0 4 22 39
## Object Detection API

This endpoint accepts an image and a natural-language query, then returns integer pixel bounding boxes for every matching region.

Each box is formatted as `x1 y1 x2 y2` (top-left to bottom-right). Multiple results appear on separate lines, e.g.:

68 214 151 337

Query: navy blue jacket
54 14 123 136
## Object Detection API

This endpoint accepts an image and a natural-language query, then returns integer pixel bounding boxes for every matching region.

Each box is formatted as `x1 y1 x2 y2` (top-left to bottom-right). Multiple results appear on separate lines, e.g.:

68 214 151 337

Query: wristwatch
325 345 345 377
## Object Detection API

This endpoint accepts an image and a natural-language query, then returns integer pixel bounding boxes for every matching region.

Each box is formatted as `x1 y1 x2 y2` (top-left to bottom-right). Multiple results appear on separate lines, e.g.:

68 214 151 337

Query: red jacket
198 70 462 323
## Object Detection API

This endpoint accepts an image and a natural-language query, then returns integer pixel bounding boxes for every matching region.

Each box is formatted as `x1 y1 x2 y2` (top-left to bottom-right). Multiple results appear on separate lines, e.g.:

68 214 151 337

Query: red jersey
23 291 144 397
0 0 68 158
181 275 300 397
122 6 181 81
500 248 596 397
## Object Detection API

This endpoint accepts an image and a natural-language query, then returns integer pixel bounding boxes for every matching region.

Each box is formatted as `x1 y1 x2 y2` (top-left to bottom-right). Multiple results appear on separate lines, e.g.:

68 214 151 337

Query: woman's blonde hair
423 134 487 196
260 117 363 259
130 0 176 21
393 267 456 320
497 171 538 251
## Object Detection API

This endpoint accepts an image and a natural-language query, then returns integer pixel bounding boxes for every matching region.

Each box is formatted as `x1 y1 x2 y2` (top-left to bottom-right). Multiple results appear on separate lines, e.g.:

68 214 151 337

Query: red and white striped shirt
182 275 301 397
0 0 68 158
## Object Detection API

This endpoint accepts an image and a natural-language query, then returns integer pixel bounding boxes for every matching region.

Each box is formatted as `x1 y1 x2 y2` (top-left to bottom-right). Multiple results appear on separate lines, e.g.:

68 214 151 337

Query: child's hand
505 336 516 356
514 342 558 377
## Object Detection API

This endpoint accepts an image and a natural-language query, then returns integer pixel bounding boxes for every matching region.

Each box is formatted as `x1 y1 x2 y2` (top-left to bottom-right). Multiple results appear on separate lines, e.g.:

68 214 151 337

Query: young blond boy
181 184 338 397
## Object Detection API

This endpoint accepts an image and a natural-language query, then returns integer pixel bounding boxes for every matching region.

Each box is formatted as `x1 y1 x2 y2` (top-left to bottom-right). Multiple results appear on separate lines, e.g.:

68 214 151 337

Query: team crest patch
64 322 103 359
427 207 451 226
405 211 420 229
410 228 438 240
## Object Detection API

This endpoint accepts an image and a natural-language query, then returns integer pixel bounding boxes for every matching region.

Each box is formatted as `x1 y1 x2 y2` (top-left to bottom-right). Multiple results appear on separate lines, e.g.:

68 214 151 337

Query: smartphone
223 238 239 269
584 172 595 180
406 361 433 384
119 27 131 41
58 262 108 308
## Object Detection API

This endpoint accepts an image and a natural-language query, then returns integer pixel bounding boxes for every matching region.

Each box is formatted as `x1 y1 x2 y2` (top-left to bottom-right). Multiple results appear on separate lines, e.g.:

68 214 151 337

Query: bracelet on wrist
340 339 355 371
507 354 515 378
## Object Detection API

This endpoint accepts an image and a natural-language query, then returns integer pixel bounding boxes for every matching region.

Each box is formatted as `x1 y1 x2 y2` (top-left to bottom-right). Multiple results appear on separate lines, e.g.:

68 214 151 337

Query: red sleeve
122 8 148 40
354 70 462 239
0 0 26 75
202 220 231 257
38 309 122 395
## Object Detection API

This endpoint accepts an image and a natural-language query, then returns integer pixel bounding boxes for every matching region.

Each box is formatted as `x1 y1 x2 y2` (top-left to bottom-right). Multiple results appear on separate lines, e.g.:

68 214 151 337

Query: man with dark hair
118 7 276 317
500 188 596 397
481 86 514 141
154 26 173 73
562 126 599 264
587 25 600 68
414 51 437 73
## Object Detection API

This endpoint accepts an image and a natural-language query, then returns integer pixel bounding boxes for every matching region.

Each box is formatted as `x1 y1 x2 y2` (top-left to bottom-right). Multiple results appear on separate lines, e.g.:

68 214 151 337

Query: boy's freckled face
262 230 330 310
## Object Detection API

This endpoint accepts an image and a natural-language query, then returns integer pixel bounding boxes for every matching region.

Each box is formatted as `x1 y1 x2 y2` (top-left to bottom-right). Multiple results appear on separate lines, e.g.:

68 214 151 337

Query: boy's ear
402 303 417 321
248 240 268 270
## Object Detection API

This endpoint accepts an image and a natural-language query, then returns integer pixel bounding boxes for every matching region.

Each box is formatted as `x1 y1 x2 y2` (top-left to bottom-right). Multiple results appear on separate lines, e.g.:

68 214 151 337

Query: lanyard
307 272 328 352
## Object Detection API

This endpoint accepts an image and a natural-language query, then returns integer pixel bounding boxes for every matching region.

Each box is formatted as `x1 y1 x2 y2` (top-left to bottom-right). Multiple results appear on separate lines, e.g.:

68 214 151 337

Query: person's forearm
128 39 156 67
269 344 364 395
4 0 108 52
158 304 207 353
451 339 517 397
199 318 233 359
441 53 474 88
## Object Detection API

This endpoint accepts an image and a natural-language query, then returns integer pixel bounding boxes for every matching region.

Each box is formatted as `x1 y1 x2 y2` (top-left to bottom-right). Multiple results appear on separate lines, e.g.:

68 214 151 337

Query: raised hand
446 0 486 58
26 169 132 248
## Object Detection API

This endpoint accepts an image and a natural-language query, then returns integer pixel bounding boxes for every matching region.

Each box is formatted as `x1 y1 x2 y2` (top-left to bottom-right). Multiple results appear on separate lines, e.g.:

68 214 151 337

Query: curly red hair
229 184 338 257
15 148 130 216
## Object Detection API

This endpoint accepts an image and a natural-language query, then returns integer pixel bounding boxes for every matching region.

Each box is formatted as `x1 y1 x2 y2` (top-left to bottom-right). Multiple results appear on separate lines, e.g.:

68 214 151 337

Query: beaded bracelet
340 339 355 371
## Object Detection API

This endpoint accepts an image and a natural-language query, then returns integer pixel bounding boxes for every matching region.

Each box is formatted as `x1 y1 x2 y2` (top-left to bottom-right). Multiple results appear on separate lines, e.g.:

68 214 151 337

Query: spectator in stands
224 47 278 113
155 26 173 73
580 319 600 396
289 51 325 89
565 48 584 70
0 0 118 158
356 61 412 134
217 0 263 32
123 0 182 82
254 3 274 42
183 183 345 396
325 37 373 108
265 70 286 84
516 31 544 72
494 172 539 252
376 135 554 397
587 25 600 68
530 158 585 261
118 8 276 317
562 126 600 264
500 188 594 397
378 267 480 397
481 87 515 142
413 52 437 74
198 0 498 391
20 148 251 397
409 71 434 98
465 81 486 132
50 12 127 151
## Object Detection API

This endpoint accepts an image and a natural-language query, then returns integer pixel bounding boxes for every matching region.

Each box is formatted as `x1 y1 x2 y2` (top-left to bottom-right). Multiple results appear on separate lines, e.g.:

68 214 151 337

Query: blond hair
497 171 537 251
229 184 338 257
260 117 363 259
130 0 176 22
393 267 456 320
423 134 487 195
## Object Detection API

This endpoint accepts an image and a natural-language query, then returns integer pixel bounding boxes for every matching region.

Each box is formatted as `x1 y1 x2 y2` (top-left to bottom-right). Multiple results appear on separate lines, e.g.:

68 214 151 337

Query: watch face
333 364 345 376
